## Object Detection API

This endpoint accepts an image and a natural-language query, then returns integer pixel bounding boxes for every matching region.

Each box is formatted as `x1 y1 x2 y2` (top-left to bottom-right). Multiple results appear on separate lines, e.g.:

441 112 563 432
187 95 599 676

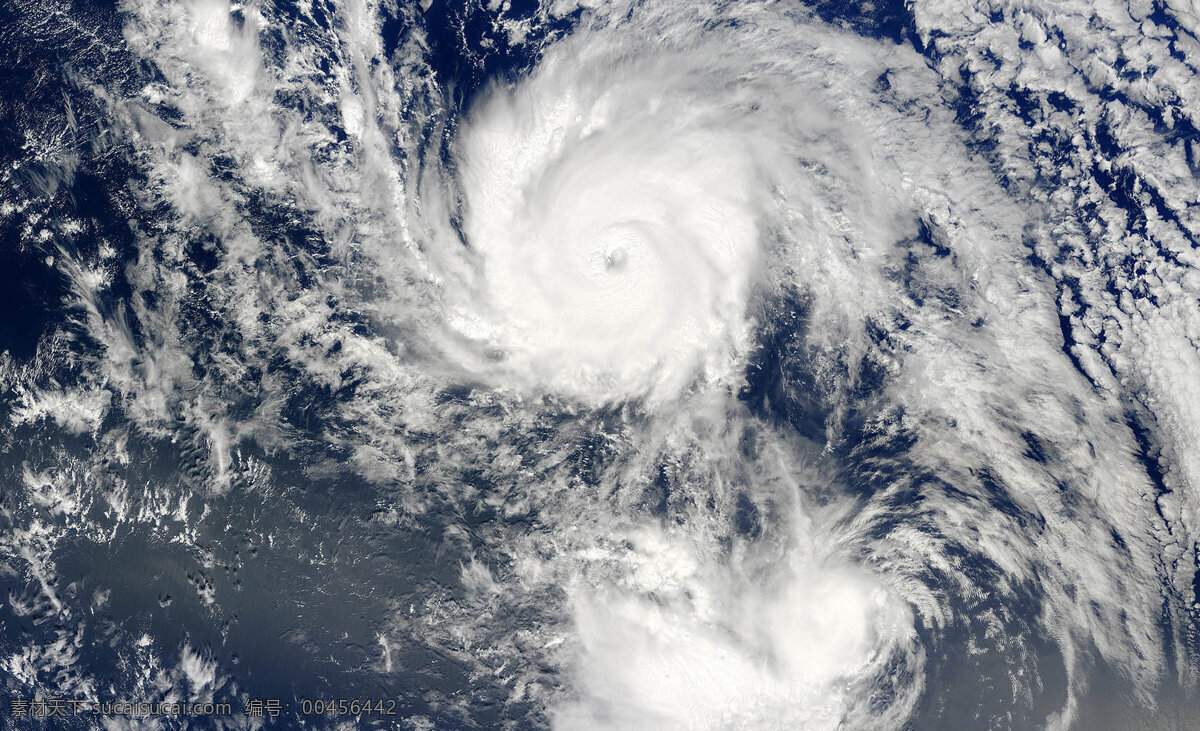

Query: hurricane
2 0 1199 728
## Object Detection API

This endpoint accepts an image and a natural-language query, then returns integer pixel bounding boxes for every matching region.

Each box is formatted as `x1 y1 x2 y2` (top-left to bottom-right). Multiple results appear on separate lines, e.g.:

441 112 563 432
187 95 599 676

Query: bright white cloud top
447 45 762 405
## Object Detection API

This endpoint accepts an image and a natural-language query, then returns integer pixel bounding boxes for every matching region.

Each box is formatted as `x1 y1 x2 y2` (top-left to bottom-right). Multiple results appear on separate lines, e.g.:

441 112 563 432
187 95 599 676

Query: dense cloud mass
1 0 1198 728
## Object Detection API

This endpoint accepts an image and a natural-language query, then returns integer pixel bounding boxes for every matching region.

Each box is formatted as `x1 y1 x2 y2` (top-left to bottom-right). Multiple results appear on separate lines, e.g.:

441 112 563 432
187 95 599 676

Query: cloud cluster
2 0 1196 727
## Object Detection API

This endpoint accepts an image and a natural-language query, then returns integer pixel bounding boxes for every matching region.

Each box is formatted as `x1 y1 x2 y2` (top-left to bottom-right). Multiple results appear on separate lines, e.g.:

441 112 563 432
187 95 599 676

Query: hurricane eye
603 246 626 271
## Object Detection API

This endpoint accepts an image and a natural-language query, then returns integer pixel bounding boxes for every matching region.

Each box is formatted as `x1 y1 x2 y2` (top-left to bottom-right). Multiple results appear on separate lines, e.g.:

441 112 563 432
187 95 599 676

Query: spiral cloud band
447 44 765 405
2 0 1198 728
